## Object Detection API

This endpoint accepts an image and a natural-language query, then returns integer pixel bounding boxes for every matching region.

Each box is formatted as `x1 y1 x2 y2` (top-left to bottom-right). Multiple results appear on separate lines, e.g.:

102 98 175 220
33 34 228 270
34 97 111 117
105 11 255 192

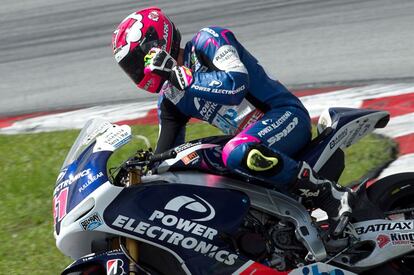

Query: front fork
125 168 142 274
109 162 144 274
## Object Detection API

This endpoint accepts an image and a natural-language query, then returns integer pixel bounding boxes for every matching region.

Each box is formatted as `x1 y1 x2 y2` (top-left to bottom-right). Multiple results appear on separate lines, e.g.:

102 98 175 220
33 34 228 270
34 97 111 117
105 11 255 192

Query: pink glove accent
144 66 152 75
172 66 193 90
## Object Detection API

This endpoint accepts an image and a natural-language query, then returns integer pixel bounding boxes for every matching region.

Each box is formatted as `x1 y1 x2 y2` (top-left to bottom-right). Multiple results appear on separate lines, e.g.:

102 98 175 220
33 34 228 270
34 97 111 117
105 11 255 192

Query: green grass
0 123 396 274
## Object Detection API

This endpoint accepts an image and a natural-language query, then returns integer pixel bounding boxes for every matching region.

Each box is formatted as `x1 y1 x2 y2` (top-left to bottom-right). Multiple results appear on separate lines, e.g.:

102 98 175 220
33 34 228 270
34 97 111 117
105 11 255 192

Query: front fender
61 250 128 275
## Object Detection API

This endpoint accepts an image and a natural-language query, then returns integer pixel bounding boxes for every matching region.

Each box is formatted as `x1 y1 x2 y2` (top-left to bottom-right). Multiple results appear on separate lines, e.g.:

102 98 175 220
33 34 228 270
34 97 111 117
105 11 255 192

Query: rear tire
365 172 414 275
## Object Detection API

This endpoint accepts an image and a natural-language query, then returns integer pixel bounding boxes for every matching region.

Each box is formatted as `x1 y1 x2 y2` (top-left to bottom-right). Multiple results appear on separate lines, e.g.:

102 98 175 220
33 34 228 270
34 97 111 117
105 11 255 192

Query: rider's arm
185 27 249 106
155 97 190 154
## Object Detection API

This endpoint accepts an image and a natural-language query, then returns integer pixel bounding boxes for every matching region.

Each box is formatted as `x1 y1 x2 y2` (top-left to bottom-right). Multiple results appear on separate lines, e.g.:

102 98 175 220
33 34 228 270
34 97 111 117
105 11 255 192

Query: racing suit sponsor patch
213 45 248 74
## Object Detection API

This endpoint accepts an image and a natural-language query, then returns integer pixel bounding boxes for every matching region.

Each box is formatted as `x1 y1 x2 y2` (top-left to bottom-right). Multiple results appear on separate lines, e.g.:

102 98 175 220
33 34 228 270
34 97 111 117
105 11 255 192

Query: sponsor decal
107 259 125 275
148 11 159 21
56 168 68 183
258 111 292 138
162 22 169 50
193 98 219 121
238 110 264 131
181 152 199 165
267 117 299 146
78 171 104 192
261 119 272 126
192 85 211 92
376 234 391 248
80 212 103 231
191 84 246 95
345 119 370 147
189 48 208 72
54 168 91 195
359 123 371 137
143 78 153 90
210 99 262 135
164 195 216 222
165 84 185 104
190 49 198 67
175 141 202 153
111 195 238 265
390 232 414 246
329 129 348 149
209 80 222 87
299 189 320 198
102 126 131 149
212 45 247 74
355 221 413 234
214 46 236 62
201 27 219 37
196 98 261 135
84 121 112 144
200 101 218 121
213 112 237 134
300 264 345 275
81 255 95 262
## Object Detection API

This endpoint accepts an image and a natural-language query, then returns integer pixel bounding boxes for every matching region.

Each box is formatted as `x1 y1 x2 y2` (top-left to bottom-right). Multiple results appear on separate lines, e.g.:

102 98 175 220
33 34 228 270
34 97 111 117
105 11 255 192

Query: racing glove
144 48 193 90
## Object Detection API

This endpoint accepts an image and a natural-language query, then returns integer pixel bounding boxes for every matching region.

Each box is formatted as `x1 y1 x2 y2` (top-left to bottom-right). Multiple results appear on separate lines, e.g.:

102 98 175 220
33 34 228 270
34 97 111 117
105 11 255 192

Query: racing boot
291 162 354 236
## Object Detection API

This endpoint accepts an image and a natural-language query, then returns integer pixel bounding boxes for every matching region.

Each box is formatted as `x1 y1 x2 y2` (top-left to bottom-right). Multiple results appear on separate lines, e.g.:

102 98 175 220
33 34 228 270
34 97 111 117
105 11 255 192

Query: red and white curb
1 84 413 178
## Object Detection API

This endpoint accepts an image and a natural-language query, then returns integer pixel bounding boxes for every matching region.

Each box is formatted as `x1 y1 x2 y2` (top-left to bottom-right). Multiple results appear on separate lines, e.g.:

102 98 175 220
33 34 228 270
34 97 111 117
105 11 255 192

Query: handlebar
120 149 177 173
148 150 177 163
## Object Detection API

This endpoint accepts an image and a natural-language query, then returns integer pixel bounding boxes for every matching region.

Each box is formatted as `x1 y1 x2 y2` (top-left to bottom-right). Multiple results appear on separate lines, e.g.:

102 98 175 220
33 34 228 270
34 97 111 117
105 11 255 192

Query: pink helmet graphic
112 7 181 93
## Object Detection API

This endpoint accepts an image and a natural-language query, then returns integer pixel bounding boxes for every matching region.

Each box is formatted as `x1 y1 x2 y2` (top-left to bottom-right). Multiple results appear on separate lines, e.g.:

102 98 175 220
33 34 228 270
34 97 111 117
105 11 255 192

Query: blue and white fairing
54 119 255 274
103 183 251 273
299 107 390 172
53 119 132 257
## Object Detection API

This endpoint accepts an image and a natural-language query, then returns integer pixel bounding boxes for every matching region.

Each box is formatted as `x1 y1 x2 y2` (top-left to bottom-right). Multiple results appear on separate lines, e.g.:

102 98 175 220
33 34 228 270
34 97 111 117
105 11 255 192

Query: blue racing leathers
156 26 311 189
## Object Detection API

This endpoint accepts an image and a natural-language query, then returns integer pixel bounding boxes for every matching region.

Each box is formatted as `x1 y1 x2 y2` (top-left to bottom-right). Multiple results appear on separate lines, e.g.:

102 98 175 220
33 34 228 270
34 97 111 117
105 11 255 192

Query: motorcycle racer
112 7 353 235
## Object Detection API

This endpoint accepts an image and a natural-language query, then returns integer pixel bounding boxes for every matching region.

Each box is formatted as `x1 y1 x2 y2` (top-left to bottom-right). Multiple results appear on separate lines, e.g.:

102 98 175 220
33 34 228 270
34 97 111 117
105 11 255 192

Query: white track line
378 153 414 178
0 101 156 134
301 84 414 117
375 113 414 138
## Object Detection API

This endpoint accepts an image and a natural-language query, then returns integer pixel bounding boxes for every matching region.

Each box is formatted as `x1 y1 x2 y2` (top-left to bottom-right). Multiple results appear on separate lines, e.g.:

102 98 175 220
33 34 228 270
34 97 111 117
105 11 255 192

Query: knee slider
243 144 283 175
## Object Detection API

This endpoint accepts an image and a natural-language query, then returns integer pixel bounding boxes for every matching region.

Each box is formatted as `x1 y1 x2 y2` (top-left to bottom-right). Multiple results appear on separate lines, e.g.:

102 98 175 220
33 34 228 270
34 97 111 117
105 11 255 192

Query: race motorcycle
54 107 414 275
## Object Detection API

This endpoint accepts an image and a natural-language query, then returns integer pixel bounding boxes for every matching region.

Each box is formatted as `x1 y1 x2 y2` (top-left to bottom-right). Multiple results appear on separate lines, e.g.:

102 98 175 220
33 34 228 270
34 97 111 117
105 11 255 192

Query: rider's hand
144 48 176 79
169 65 193 90
144 48 193 90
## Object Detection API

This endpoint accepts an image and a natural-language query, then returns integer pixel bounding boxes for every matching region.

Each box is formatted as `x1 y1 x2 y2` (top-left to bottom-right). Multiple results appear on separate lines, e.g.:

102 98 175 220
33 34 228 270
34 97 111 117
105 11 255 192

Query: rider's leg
222 107 353 235
291 162 353 235
222 108 311 188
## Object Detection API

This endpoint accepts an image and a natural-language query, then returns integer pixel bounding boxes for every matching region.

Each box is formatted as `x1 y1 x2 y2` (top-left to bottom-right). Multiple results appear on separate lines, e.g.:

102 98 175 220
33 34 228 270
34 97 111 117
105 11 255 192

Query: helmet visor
118 26 165 87
118 45 146 85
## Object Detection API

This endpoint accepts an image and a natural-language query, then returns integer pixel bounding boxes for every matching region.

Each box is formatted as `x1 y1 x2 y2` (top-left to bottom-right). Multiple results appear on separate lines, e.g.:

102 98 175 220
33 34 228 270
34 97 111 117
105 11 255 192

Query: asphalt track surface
1 0 414 116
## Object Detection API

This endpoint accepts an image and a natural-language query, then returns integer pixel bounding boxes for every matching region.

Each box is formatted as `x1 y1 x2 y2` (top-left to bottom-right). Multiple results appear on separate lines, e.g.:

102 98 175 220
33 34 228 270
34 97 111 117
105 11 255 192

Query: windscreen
62 119 112 169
